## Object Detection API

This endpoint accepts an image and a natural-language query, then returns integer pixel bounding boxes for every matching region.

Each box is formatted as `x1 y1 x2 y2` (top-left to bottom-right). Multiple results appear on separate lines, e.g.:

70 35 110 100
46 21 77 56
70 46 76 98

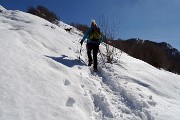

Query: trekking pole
99 49 107 69
78 44 82 60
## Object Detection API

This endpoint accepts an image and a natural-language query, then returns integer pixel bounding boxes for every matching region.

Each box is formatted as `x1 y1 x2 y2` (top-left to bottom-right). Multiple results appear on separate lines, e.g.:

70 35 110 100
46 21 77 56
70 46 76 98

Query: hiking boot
88 62 92 66
94 68 97 72
93 66 97 72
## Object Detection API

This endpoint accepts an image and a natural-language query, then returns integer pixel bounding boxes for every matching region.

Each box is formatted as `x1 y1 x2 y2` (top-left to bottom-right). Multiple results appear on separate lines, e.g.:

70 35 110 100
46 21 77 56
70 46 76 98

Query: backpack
88 26 101 42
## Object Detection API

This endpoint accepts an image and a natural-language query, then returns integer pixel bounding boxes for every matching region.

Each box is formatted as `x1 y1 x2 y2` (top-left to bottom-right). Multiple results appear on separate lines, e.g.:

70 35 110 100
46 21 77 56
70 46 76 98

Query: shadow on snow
45 55 86 67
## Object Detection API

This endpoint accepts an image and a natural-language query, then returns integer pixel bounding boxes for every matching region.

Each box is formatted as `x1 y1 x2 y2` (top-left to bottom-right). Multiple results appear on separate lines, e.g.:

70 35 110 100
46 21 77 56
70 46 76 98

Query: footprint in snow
64 79 71 86
81 85 88 96
78 66 82 69
81 84 85 88
66 97 75 107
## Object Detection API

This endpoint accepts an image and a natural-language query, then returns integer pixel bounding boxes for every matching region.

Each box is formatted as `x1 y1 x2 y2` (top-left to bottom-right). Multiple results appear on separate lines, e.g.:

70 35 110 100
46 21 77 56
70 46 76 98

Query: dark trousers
87 43 99 69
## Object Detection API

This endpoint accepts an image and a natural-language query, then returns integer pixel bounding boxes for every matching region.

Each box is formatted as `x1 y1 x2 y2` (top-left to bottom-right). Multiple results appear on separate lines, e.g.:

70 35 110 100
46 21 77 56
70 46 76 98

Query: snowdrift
0 6 180 120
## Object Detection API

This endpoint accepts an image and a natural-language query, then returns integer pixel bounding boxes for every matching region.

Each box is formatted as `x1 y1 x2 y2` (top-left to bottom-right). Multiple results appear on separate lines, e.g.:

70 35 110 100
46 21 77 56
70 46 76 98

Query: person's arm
99 34 103 44
80 28 91 44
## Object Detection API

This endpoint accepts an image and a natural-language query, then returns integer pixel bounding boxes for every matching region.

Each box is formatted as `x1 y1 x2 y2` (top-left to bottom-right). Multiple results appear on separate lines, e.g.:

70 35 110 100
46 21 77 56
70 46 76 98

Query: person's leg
87 44 93 66
93 45 99 70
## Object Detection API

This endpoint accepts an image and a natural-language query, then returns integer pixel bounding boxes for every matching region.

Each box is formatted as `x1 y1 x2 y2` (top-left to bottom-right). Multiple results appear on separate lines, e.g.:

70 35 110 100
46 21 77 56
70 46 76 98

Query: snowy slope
0 6 180 120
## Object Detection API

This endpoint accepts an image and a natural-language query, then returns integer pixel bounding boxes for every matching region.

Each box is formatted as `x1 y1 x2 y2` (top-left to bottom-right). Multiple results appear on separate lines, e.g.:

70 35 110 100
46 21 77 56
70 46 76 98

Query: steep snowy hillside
0 6 180 120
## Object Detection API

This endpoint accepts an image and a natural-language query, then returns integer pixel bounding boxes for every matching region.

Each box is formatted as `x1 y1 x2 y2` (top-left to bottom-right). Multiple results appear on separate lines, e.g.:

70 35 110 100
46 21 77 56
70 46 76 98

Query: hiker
80 20 102 71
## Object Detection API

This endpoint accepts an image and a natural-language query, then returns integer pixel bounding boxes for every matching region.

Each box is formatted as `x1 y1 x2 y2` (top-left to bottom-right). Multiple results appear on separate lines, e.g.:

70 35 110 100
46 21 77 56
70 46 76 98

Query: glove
80 41 83 45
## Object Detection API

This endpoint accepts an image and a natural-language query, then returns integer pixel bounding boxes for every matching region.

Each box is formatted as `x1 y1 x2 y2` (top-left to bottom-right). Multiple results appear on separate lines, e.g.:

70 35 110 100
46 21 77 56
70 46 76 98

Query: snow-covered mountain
0 6 180 120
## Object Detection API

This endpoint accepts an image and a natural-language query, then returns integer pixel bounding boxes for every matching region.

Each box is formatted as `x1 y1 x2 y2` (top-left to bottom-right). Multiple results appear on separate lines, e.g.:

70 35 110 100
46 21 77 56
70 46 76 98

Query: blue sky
1 0 180 50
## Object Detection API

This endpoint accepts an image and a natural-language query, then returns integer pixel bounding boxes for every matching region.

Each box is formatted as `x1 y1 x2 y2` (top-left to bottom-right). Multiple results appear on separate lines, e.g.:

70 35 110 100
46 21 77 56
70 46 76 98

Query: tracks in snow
81 65 155 120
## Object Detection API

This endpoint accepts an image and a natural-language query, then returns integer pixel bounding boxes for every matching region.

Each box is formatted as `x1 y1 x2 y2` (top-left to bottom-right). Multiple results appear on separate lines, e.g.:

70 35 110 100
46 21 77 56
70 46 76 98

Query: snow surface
0 6 180 120
0 5 6 11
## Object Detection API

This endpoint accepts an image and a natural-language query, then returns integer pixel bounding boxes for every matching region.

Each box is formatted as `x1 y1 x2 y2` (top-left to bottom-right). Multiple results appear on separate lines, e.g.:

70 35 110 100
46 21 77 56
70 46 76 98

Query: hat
91 20 96 27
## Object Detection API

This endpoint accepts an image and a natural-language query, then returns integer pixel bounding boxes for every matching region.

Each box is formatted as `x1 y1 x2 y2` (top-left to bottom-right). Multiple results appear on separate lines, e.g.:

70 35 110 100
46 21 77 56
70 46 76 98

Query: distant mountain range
109 38 180 74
